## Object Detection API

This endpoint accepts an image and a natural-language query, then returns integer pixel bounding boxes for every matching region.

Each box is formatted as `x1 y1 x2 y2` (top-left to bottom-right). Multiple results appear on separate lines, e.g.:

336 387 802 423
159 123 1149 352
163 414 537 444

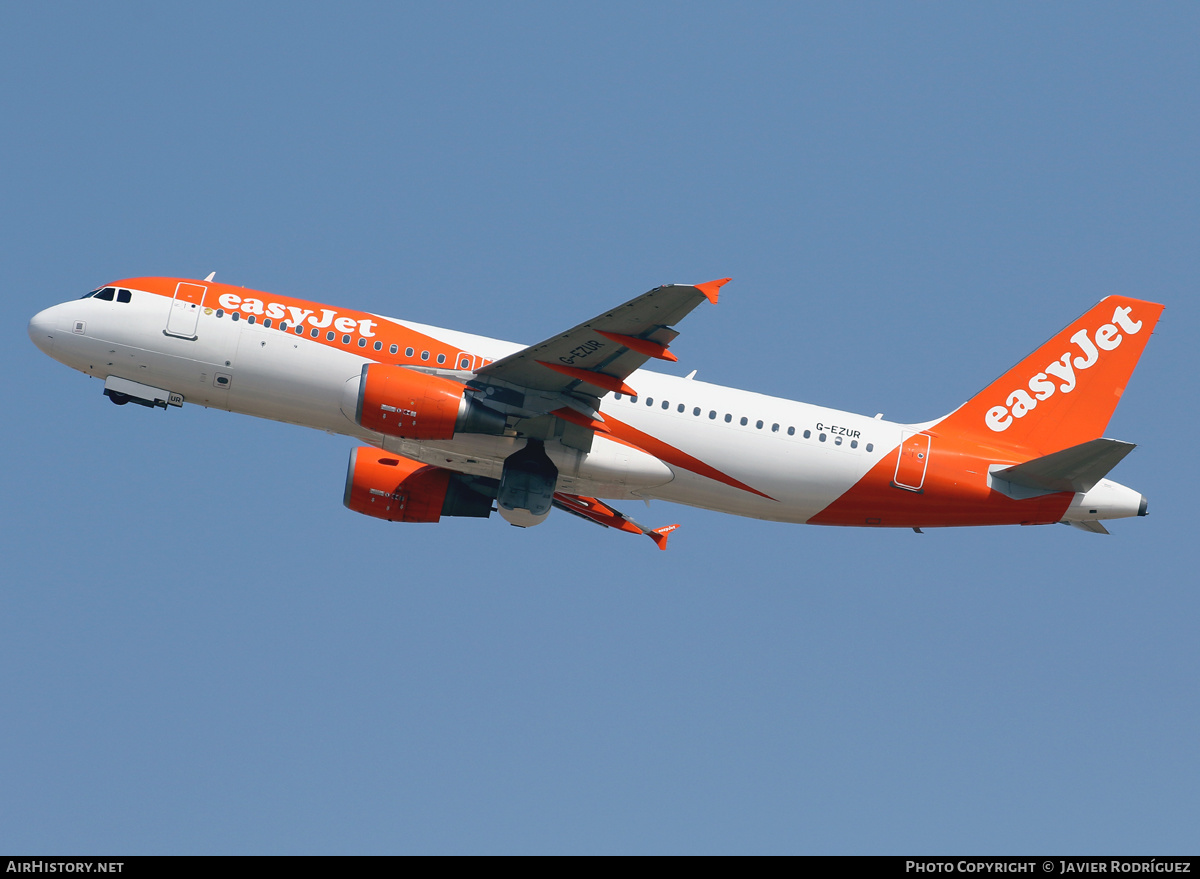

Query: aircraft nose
28 307 57 356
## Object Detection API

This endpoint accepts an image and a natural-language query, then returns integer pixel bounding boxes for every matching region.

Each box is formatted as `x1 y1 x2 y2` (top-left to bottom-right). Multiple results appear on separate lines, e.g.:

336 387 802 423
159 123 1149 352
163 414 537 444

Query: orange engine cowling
343 447 493 523
354 364 506 440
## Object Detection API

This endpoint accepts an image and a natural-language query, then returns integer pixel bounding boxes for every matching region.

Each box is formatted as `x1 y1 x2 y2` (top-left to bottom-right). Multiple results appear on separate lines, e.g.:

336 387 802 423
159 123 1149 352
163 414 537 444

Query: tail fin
934 296 1163 455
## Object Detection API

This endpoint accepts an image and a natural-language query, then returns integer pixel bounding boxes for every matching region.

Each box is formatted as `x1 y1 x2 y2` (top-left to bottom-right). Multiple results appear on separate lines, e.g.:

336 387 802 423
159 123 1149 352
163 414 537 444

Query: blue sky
2 2 1197 854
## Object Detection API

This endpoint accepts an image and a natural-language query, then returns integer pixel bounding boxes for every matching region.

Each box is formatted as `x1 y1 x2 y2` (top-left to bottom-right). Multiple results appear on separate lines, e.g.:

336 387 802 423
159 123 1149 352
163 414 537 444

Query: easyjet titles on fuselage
215 291 379 337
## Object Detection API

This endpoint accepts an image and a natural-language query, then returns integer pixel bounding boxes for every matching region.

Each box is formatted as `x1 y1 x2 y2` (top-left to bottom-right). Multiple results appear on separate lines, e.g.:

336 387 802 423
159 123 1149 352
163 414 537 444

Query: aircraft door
165 282 207 340
892 431 931 492
455 351 482 372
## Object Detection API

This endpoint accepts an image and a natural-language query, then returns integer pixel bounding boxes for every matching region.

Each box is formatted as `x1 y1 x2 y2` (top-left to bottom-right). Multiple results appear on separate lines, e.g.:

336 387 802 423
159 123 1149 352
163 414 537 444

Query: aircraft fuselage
29 276 1158 541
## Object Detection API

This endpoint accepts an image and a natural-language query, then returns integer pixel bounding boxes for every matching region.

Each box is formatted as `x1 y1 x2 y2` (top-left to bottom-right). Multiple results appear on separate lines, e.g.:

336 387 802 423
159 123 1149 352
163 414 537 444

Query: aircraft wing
472 278 729 403
553 492 680 550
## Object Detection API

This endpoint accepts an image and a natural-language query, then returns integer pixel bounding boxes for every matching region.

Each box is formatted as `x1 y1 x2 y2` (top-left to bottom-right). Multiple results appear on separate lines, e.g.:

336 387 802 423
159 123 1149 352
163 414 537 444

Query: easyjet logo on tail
984 305 1143 432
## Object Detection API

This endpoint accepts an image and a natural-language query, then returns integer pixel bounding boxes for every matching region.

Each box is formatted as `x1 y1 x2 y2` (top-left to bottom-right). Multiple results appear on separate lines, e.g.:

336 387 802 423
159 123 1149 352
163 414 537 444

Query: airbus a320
28 276 1162 547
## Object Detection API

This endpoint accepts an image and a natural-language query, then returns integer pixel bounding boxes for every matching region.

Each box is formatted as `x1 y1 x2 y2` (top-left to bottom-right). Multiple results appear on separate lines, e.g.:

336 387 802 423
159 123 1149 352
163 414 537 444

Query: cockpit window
117 289 131 303
94 287 116 301
80 288 102 299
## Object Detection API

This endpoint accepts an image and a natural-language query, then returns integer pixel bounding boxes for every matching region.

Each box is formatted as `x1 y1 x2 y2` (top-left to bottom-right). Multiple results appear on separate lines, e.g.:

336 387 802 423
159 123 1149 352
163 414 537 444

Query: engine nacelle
343 447 493 523
354 364 506 440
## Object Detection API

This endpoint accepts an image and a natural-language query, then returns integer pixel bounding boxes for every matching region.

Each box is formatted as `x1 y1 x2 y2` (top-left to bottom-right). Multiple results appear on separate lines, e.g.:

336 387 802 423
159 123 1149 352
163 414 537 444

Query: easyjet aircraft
28 276 1162 547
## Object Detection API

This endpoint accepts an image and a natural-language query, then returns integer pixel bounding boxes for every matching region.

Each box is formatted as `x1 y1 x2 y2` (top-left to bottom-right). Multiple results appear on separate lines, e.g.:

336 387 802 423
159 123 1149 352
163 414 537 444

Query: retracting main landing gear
496 439 559 528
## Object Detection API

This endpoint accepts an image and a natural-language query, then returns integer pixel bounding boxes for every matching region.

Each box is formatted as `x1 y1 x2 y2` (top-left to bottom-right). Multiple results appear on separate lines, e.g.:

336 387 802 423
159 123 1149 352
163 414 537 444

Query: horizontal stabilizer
1067 519 1111 535
991 438 1136 498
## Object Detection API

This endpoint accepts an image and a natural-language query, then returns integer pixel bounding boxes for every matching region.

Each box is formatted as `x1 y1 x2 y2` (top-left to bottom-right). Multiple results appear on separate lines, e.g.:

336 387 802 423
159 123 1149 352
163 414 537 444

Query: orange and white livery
28 275 1163 546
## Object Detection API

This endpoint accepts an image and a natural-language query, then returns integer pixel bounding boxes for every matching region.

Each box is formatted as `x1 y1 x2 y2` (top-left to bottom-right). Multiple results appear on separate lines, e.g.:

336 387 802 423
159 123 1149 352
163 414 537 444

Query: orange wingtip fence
694 278 731 304
649 523 680 550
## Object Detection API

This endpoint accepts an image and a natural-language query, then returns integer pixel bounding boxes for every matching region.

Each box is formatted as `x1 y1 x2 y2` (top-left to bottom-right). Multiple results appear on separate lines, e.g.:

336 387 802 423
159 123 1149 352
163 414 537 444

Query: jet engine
343 447 493 523
354 364 506 440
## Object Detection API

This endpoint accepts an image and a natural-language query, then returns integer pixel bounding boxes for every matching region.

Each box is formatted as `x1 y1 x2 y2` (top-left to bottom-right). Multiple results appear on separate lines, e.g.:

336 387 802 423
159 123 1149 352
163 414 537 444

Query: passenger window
803 429 811 439
771 423 779 432
834 436 842 445
216 309 224 318
232 312 240 321
866 443 874 453
436 353 445 363
263 318 271 328
311 328 319 338
295 325 304 334
342 334 351 344
677 404 684 413
693 407 701 416
850 440 858 449
279 321 287 331
421 351 429 361
390 344 398 354
459 358 469 368
327 331 335 341
756 420 763 429
630 396 638 403
248 315 256 325
724 414 732 423
662 401 669 410
709 411 716 419
646 398 654 406
375 341 383 351
739 416 748 426
117 289 131 303
787 427 795 436
819 433 827 442
614 393 622 400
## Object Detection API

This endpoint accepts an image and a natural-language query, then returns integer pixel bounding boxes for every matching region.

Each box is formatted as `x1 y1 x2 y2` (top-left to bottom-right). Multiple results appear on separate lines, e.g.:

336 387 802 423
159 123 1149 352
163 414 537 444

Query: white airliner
28 276 1162 547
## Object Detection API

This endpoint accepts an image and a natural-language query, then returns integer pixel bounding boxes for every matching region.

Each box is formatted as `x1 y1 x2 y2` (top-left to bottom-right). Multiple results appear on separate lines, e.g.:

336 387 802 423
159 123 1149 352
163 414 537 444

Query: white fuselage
28 280 1147 530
